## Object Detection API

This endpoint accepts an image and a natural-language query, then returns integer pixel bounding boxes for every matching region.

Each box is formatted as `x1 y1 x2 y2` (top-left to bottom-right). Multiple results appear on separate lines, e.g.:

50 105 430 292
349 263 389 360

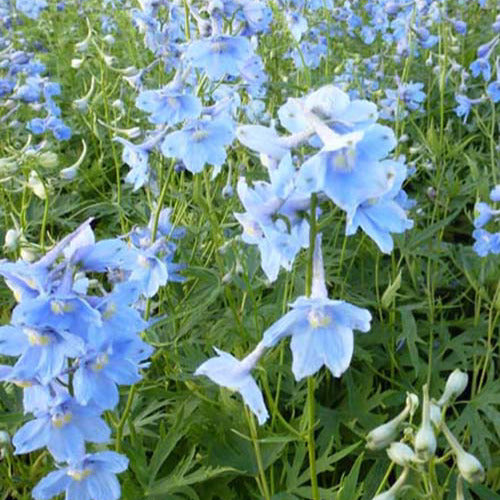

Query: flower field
0 1 499 499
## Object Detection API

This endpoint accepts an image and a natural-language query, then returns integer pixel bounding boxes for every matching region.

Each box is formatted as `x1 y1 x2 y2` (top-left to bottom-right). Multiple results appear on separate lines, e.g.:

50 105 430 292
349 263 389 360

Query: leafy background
0 1 499 499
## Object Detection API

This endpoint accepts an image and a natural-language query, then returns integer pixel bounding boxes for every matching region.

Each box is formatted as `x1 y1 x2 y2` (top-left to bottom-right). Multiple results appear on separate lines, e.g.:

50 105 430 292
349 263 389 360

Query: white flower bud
4 229 21 251
406 393 419 416
441 422 485 484
71 58 85 69
28 170 47 199
414 384 437 461
60 165 78 180
19 237 37 262
436 369 468 407
457 452 485 484
430 403 442 428
103 34 115 45
372 467 409 500
39 151 59 168
387 442 416 466
367 393 418 450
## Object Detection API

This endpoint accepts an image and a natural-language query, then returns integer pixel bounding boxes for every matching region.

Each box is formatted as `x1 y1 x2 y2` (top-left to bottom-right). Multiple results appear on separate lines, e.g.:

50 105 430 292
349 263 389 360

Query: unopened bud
71 58 85 69
457 451 485 484
414 384 437 460
430 403 442 428
436 369 468 407
4 229 21 251
372 467 409 500
39 151 58 168
387 442 416 466
441 422 485 484
28 170 47 199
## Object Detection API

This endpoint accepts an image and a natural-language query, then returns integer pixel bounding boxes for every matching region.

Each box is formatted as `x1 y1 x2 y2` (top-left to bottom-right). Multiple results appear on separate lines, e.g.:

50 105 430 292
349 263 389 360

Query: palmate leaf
145 446 236 498
452 379 500 467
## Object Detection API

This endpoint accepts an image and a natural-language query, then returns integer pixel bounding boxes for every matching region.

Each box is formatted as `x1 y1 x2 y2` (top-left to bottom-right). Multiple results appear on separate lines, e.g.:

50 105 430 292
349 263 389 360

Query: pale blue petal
239 378 269 425
33 470 70 500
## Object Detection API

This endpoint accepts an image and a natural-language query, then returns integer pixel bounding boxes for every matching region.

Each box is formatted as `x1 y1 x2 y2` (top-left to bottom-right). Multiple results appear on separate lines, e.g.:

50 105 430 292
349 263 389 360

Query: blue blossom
474 202 495 228
195 343 269 425
184 35 252 80
0 324 84 384
473 229 500 257
261 236 371 381
235 154 310 281
470 58 491 81
13 395 110 461
16 0 48 19
490 185 500 202
487 81 500 103
161 115 234 175
33 451 128 500
135 87 201 126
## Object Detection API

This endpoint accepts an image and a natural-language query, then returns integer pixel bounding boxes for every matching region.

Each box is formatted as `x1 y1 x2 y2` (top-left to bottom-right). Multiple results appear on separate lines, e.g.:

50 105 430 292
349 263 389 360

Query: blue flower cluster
0 210 184 499
116 0 271 190
15 0 48 20
196 83 414 423
473 185 500 256
0 11 71 140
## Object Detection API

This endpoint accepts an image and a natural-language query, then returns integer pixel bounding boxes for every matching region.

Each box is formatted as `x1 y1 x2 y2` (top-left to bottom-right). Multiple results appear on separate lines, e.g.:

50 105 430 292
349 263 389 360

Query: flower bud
414 384 437 461
372 467 409 500
4 229 21 251
441 422 485 484
429 403 442 428
436 369 468 407
457 451 485 484
71 58 85 69
39 151 59 168
406 393 419 416
28 170 47 199
387 442 416 466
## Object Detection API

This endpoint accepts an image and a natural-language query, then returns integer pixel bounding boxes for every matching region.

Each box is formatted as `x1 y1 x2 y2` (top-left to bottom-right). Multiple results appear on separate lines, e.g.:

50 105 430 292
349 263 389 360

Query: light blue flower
261 236 371 381
195 344 269 425
13 396 110 462
161 116 234 175
33 451 128 500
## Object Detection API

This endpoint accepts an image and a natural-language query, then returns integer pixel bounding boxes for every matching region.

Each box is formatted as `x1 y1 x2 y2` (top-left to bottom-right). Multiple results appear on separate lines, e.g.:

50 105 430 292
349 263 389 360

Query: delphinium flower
195 343 269 425
261 236 372 381
454 94 485 123
234 153 311 282
469 34 499 82
472 185 500 256
0 44 71 140
236 84 413 263
380 79 426 121
15 0 48 19
32 452 128 500
0 213 185 499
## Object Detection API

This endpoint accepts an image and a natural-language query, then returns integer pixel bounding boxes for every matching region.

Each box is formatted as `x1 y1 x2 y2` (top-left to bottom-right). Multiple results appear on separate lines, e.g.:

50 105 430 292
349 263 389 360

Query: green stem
40 191 49 252
247 409 272 500
305 193 320 500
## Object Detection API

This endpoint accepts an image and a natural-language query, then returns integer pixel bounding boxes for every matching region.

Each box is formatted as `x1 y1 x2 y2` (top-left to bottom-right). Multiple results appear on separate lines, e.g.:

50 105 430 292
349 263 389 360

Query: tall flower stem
116 165 172 452
246 408 271 500
305 193 320 500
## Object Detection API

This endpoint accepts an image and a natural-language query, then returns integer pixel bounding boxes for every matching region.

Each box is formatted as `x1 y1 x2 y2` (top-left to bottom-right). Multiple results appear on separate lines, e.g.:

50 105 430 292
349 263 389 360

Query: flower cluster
0 211 184 499
0 20 71 140
366 370 485 499
114 0 271 191
196 83 413 424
